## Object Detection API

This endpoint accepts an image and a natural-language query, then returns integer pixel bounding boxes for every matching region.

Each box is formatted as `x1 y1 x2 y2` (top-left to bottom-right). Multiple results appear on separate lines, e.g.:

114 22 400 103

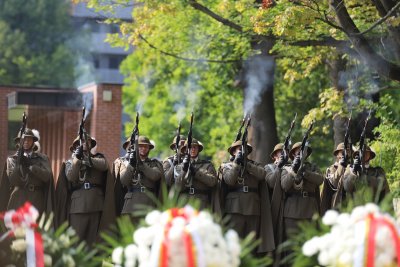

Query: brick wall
79 83 122 164
0 84 122 178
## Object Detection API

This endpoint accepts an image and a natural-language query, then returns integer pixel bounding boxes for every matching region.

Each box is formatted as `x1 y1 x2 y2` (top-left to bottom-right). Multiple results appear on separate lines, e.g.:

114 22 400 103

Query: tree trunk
328 54 349 148
242 54 279 165
330 0 400 82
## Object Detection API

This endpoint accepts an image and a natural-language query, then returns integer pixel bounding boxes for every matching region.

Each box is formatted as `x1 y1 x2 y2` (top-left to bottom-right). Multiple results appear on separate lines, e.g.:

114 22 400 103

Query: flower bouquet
105 205 271 267
302 203 400 267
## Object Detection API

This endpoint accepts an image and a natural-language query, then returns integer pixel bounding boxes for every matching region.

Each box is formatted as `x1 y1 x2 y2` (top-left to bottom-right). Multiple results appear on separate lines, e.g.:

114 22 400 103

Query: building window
108 55 125 69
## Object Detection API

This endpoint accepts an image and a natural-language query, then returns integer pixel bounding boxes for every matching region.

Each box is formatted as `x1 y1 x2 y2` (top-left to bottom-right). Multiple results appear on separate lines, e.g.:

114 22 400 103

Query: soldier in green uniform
343 145 389 202
174 138 218 210
281 142 323 237
220 140 275 254
320 143 352 214
55 135 115 245
0 129 53 215
116 136 164 219
163 135 186 189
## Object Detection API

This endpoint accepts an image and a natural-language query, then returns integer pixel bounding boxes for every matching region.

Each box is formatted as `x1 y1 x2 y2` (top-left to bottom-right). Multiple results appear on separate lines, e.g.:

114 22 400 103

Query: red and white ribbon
0 202 44 267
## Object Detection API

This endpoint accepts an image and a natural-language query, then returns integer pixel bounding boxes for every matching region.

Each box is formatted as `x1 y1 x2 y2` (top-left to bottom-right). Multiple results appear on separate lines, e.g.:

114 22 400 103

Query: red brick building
0 83 122 178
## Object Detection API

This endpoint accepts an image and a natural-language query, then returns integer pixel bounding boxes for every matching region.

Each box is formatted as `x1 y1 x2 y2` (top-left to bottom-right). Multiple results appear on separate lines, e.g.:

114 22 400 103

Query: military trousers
227 213 259 239
70 212 101 245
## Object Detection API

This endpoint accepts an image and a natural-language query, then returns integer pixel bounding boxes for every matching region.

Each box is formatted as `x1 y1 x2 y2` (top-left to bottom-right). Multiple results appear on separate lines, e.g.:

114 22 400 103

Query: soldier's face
273 150 282 162
190 145 199 158
293 147 301 157
336 151 343 161
364 151 371 162
233 146 241 156
139 144 150 157
23 137 34 150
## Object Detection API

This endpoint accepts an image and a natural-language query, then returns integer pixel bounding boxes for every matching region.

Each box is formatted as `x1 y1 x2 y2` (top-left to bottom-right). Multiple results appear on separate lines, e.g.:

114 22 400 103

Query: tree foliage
0 0 78 87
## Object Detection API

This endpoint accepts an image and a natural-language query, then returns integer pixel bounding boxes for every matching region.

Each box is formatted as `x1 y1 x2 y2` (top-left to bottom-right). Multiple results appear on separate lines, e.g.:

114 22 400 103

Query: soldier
115 136 164 219
163 135 186 189
174 138 218 210
55 135 115 245
220 140 274 254
320 143 352 214
0 129 53 215
343 145 389 202
281 142 323 237
265 143 287 263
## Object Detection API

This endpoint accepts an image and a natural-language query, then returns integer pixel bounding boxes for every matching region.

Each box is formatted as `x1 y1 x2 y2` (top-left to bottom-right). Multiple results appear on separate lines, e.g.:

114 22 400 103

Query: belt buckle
302 191 308 197
84 182 90 190
189 187 195 195
243 185 248 193
28 184 35 192
140 186 145 193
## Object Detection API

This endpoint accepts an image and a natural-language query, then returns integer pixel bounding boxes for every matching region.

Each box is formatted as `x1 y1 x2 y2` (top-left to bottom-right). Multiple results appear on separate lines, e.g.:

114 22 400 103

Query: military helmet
69 135 97 152
333 142 354 155
123 135 154 150
169 135 187 150
289 142 312 160
353 145 376 160
14 128 39 142
228 140 253 156
181 138 204 153
270 143 284 160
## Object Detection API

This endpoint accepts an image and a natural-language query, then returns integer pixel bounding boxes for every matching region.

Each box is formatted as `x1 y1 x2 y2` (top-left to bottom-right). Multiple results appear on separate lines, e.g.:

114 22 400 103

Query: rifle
298 121 314 174
357 109 372 173
281 113 297 168
343 112 352 166
129 112 140 177
239 115 251 179
79 107 93 167
175 122 181 164
16 112 27 166
230 116 246 161
184 113 194 184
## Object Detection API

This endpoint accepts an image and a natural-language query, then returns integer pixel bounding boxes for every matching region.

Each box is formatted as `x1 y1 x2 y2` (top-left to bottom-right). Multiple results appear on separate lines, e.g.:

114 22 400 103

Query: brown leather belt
182 187 210 195
229 186 258 193
287 191 316 198
128 186 155 193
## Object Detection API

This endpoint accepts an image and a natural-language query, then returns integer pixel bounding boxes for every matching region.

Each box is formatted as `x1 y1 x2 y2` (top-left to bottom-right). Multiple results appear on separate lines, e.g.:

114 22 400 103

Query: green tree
0 0 77 87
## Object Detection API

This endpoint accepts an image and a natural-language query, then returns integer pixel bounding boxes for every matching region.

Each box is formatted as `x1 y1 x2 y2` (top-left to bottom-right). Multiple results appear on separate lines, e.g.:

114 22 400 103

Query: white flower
145 210 161 226
336 213 351 226
125 259 136 267
13 227 25 238
364 203 379 214
44 254 52 267
351 206 368 221
125 244 138 263
11 238 27 252
322 210 339 225
317 251 331 266
62 254 76 267
112 246 124 265
302 237 320 256
134 227 154 246
225 229 239 244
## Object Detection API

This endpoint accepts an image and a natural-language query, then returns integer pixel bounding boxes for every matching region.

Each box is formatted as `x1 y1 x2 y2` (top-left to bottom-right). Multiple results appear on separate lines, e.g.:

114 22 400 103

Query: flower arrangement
0 202 97 267
302 203 400 267
111 205 241 267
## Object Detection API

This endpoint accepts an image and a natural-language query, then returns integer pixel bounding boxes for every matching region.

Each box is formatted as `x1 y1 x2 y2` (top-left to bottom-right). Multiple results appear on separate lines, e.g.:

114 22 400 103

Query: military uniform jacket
320 163 346 215
175 158 218 210
162 155 183 188
265 163 285 236
343 166 389 201
0 152 53 215
55 153 116 232
220 159 275 253
281 162 323 219
116 157 164 214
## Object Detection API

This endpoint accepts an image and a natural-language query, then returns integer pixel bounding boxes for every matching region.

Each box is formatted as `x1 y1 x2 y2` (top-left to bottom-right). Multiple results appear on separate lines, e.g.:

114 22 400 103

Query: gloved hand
292 155 301 173
74 146 84 160
339 156 347 168
277 153 286 168
353 157 361 174
173 154 179 165
129 152 137 166
182 154 190 172
234 151 244 166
